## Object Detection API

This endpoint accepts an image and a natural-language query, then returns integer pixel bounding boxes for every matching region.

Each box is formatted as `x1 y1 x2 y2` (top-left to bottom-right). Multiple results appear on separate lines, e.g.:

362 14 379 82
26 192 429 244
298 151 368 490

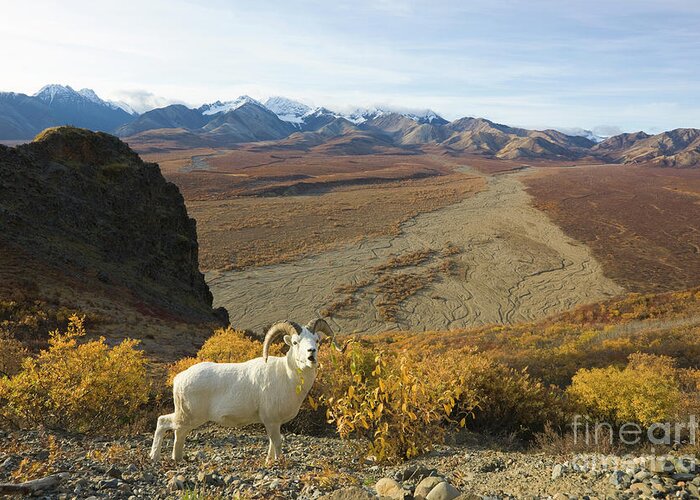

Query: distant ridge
1 84 699 165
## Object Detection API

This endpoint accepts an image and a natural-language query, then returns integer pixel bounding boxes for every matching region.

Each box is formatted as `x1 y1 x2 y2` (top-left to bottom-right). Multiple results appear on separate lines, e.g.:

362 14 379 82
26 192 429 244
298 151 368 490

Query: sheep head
261 320 319 369
305 318 350 354
262 318 349 368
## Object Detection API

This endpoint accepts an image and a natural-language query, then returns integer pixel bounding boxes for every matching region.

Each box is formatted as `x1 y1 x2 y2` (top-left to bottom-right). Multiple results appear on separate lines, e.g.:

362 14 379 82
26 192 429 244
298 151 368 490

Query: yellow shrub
0 315 149 433
568 353 681 426
410 348 566 436
324 348 462 462
167 327 284 384
0 329 27 377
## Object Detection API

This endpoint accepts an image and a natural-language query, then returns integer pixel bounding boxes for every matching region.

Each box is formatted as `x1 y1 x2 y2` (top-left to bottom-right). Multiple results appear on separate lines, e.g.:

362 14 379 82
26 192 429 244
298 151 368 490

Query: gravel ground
0 426 698 499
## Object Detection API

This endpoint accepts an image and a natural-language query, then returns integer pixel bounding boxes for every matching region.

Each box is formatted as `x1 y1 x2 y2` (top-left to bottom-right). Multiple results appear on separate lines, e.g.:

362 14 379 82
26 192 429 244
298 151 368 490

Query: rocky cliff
0 127 218 324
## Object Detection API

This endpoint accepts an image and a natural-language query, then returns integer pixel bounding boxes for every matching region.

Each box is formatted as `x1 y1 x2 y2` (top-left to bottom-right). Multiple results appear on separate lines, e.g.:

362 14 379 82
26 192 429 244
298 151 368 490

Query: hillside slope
0 127 225 356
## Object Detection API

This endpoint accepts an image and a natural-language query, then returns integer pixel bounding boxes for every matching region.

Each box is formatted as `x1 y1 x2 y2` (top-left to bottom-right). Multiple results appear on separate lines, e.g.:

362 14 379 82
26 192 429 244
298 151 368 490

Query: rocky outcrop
0 126 216 320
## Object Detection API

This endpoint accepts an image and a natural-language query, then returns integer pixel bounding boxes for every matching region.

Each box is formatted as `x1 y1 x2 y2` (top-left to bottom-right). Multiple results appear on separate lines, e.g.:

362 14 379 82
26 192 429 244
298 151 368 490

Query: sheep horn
306 318 350 353
262 321 301 362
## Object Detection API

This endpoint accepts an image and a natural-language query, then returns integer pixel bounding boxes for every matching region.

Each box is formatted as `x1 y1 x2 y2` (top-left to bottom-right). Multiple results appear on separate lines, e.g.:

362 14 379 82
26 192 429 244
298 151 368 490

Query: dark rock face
0 126 213 318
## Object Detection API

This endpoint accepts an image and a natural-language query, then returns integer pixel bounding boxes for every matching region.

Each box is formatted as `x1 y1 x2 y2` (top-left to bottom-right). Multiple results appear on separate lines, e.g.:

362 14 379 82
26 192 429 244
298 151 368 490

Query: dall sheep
149 318 344 463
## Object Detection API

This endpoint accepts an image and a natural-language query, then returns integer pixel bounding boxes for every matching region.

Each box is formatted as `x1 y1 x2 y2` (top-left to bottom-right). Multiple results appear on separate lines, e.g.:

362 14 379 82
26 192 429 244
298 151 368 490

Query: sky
1 0 699 134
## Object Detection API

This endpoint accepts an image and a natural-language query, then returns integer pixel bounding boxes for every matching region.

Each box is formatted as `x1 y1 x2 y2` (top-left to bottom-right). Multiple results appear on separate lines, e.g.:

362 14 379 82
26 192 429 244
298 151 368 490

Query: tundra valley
2 3 700 498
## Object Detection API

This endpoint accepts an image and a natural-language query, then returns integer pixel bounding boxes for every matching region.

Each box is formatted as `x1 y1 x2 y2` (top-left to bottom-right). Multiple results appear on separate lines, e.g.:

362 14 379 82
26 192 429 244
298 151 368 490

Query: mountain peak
200 95 263 116
264 96 312 125
34 84 80 103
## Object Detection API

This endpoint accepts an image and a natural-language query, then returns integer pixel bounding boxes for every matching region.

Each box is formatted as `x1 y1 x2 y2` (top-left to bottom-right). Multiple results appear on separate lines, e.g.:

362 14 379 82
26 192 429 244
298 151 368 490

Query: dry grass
372 250 436 273
188 173 482 271
524 165 700 293
322 248 460 322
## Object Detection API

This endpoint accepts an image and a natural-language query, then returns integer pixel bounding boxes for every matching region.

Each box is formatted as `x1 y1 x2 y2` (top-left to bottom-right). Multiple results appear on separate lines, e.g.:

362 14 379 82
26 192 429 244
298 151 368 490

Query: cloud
109 90 185 113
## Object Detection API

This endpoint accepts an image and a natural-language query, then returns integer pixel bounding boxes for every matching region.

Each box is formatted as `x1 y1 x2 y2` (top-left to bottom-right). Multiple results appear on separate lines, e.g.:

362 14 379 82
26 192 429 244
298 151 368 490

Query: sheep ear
283 335 292 346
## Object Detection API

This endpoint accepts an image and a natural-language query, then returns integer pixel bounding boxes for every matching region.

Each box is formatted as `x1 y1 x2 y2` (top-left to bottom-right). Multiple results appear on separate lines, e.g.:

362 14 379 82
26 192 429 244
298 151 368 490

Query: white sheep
149 318 344 463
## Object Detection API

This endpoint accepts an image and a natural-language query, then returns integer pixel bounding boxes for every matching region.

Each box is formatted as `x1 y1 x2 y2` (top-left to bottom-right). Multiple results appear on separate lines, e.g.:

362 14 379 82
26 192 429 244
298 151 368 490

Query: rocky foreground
1 426 699 499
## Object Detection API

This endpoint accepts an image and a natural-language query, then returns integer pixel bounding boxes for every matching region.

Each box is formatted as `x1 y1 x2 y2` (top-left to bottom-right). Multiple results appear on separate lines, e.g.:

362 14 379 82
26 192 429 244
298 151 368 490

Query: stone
649 458 675 474
426 481 461 500
0 456 15 471
674 458 695 474
140 471 155 483
168 474 186 491
633 470 651 482
197 471 217 485
629 483 653 495
674 473 696 482
687 484 700 497
609 470 631 489
319 486 376 500
552 464 565 480
98 478 119 489
107 466 122 479
415 477 446 499
395 465 439 482
375 477 406 499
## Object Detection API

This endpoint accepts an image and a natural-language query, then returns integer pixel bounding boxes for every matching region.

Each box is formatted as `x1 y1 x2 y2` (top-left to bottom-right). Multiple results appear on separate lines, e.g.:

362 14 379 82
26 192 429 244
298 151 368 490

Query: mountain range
1 85 699 166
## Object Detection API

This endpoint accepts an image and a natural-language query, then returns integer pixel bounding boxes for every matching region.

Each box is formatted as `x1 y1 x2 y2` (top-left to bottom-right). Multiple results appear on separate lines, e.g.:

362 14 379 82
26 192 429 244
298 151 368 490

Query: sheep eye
292 341 298 345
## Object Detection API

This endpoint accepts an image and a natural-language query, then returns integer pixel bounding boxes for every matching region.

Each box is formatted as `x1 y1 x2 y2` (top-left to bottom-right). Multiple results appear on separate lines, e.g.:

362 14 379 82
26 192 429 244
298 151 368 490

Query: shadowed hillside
0 127 225 356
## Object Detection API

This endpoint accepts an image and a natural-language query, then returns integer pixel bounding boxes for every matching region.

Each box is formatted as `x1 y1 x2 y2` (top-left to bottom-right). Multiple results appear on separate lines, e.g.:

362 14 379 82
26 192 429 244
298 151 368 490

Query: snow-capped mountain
341 107 447 125
34 84 138 116
264 97 311 125
199 95 263 116
0 84 134 138
344 108 388 124
401 109 448 125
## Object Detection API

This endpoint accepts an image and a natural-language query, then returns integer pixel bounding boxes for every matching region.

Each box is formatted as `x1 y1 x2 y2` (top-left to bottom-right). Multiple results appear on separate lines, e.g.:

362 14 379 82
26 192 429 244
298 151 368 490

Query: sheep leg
172 426 191 462
264 423 282 464
149 413 175 462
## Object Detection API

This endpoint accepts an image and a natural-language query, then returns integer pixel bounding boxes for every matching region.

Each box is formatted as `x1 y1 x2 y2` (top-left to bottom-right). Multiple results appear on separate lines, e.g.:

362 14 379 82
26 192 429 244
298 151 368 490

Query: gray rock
196 471 217 485
649 458 675 474
107 466 122 479
426 481 461 500
98 478 119 489
609 470 631 489
552 464 565 480
140 471 155 483
0 456 15 471
168 474 186 491
319 487 376 500
674 458 696 474
415 477 446 499
395 465 439 482
633 470 651 482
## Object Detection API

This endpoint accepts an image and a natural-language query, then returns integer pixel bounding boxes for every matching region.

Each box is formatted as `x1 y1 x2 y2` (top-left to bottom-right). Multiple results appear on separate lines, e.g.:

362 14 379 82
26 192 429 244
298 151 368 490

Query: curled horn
262 321 300 362
306 318 350 353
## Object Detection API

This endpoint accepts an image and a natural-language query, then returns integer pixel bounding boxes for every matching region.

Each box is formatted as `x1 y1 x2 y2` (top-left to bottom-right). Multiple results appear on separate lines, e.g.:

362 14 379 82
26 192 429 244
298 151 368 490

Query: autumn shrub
0 328 27 377
323 345 464 462
568 353 683 426
408 348 568 437
0 315 149 433
167 327 284 384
